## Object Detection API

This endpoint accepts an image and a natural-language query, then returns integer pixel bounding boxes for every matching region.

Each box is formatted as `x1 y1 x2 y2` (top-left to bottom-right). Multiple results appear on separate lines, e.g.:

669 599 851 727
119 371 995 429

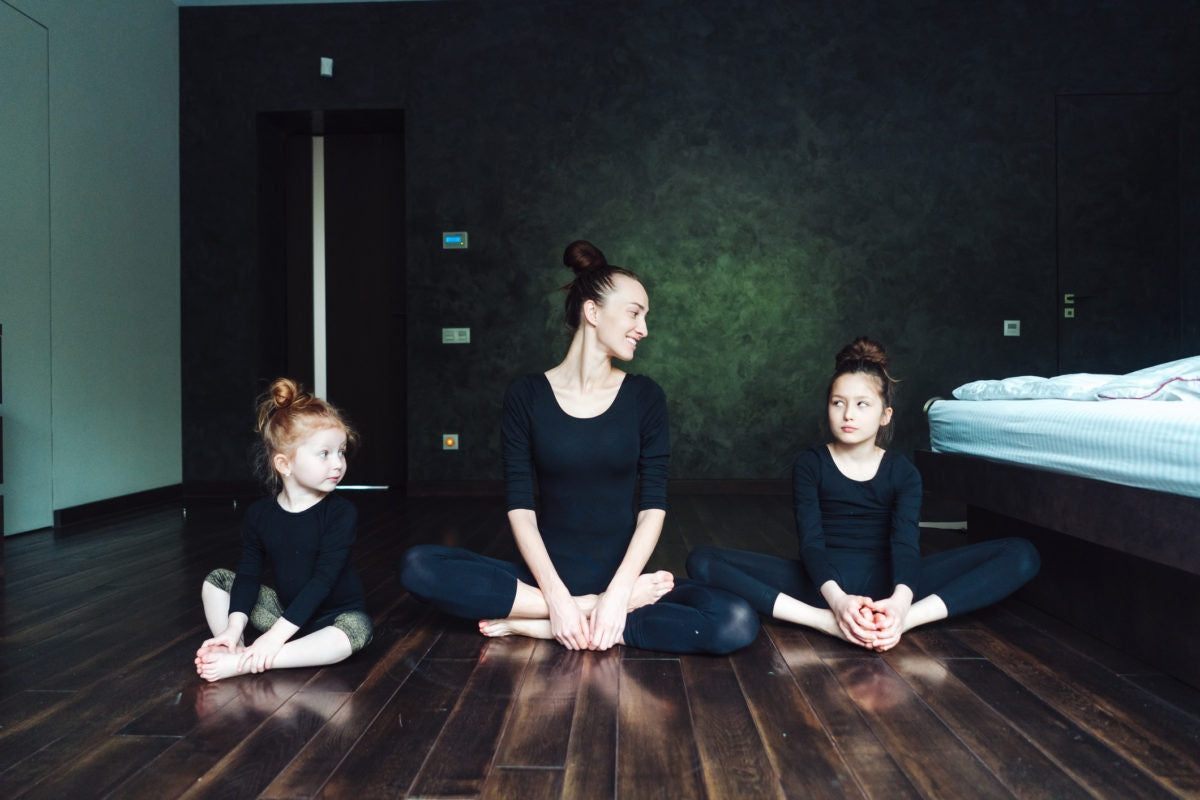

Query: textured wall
180 0 1199 485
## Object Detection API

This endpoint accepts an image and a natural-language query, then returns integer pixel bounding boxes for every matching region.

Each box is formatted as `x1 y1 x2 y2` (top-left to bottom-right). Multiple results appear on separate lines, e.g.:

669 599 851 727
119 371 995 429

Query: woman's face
828 371 892 447
588 274 649 361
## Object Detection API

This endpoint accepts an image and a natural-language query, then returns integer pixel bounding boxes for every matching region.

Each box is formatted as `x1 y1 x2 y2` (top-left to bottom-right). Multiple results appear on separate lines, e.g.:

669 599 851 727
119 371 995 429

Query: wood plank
258 620 439 798
728 630 862 799
956 624 1200 797
942 656 1178 800
493 639 583 768
768 623 921 799
108 672 313 799
616 658 704 800
681 654 785 799
826 656 1012 799
481 766 565 800
180 691 351 800
3 726 177 799
316 656 477 800
560 647 621 800
407 636 536 797
885 646 1090 799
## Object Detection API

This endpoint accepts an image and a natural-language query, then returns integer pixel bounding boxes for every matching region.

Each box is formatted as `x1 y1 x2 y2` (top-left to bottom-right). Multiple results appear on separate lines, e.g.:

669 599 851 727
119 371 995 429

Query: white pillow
953 373 1115 401
1096 355 1200 401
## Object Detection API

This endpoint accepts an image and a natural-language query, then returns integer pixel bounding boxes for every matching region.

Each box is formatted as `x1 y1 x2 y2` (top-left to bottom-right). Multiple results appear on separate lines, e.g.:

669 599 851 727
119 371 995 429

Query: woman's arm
508 508 592 650
589 507 665 650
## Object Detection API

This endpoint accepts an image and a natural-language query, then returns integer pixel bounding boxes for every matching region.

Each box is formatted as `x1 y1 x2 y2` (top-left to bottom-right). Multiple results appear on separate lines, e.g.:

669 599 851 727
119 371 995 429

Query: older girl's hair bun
835 336 890 373
563 240 608 275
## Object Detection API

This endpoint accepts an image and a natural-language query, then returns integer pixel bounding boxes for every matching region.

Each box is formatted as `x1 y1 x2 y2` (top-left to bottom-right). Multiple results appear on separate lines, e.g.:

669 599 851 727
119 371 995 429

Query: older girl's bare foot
198 650 252 682
629 570 674 610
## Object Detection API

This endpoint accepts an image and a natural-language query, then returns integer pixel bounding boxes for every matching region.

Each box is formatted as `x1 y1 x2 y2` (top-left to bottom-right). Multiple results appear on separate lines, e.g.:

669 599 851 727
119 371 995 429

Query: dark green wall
180 0 1200 485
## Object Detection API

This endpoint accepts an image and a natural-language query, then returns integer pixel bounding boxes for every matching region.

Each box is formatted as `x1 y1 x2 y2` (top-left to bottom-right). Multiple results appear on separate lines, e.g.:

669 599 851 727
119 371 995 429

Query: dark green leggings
204 568 373 652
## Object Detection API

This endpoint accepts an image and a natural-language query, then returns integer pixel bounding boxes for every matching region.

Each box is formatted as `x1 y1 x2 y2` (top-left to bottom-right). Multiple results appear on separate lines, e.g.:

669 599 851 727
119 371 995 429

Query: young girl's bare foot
198 650 253 682
195 642 240 675
478 618 552 640
629 570 674 610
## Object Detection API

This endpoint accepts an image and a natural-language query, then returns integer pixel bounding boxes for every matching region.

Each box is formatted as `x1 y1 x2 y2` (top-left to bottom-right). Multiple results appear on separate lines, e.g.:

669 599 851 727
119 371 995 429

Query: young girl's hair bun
835 336 889 373
563 240 608 276
257 377 313 432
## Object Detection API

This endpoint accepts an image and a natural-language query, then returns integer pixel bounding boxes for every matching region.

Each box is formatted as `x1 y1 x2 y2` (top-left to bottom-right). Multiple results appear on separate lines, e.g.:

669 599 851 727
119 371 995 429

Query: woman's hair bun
563 240 608 276
836 336 889 372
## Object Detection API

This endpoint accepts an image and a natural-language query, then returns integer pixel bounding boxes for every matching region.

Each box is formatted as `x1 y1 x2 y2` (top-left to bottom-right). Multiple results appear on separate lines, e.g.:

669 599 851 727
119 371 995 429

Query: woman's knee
685 546 719 582
397 545 440 597
707 597 760 655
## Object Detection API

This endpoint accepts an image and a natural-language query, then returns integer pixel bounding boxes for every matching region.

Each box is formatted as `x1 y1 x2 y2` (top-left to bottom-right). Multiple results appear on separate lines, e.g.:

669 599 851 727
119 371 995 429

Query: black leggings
685 538 1040 618
399 544 758 655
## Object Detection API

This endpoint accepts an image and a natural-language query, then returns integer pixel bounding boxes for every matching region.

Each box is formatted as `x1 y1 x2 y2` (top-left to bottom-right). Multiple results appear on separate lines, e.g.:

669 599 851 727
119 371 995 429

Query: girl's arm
508 508 592 650
872 457 924 646
589 507 665 650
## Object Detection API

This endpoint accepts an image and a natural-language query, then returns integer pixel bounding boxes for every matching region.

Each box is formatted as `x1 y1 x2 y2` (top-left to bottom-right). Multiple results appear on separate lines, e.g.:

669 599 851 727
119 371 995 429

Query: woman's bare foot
629 570 674 610
478 618 552 639
198 649 253 682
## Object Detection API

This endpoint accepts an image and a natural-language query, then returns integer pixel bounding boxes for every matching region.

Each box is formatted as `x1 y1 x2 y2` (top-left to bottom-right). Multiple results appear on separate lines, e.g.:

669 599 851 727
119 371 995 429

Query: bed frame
915 449 1200 689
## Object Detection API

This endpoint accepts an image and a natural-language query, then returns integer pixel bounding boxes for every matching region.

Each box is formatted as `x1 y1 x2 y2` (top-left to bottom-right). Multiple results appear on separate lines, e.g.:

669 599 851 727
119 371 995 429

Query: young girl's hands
237 629 288 673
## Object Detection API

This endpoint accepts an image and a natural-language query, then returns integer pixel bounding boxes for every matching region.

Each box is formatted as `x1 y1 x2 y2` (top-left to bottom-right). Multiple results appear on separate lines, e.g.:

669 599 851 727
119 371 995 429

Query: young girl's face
828 372 893 448
275 424 348 495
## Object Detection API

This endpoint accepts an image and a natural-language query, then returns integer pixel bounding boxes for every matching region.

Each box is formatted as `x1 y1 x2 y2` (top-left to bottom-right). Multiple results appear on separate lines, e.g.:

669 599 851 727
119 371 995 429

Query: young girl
399 240 757 654
687 337 1040 651
194 378 373 681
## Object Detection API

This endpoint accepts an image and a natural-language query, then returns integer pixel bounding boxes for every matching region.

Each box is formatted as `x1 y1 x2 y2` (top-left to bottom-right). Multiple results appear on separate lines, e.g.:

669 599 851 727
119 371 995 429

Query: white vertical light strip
312 136 328 398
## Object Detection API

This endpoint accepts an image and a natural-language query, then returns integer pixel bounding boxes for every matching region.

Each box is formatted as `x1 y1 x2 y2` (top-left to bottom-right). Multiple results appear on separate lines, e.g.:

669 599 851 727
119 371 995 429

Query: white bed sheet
927 398 1200 499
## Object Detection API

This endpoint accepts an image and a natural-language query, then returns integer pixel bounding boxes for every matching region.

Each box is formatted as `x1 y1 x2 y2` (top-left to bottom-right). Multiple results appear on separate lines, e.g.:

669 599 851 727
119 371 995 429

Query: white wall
0 0 180 533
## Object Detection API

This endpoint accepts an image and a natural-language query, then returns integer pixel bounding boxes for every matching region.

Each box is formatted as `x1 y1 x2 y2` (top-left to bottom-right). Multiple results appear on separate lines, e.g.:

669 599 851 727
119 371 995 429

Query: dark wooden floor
3 492 1200 799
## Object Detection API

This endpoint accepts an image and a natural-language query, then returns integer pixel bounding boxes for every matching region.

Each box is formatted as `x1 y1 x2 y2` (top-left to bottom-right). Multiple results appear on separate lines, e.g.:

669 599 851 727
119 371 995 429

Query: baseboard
669 479 789 495
54 484 182 527
405 479 791 497
406 480 504 497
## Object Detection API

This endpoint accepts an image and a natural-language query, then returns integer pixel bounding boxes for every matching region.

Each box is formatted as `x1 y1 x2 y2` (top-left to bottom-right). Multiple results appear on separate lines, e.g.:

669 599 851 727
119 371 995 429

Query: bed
917 356 1200 687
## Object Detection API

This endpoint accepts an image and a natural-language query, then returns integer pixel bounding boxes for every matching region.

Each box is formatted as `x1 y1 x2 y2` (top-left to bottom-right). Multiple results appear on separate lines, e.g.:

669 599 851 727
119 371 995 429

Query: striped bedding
927 398 1200 499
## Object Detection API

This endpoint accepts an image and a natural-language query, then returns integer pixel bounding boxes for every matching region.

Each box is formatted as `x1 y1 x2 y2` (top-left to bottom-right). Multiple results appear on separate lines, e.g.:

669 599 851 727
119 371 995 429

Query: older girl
400 241 757 654
687 337 1039 651
195 379 372 681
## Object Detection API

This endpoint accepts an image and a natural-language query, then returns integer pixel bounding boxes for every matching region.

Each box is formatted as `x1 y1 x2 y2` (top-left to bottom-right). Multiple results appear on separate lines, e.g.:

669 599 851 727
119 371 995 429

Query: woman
687 337 1039 651
399 240 757 654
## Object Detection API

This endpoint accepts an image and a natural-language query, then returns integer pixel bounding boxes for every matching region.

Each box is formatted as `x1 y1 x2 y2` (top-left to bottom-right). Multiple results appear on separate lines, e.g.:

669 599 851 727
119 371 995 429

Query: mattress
927 398 1200 499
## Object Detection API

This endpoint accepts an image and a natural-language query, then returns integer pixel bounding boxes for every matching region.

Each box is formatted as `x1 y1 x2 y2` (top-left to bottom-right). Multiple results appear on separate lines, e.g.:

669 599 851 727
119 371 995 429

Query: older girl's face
586 274 649 361
828 372 893 448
